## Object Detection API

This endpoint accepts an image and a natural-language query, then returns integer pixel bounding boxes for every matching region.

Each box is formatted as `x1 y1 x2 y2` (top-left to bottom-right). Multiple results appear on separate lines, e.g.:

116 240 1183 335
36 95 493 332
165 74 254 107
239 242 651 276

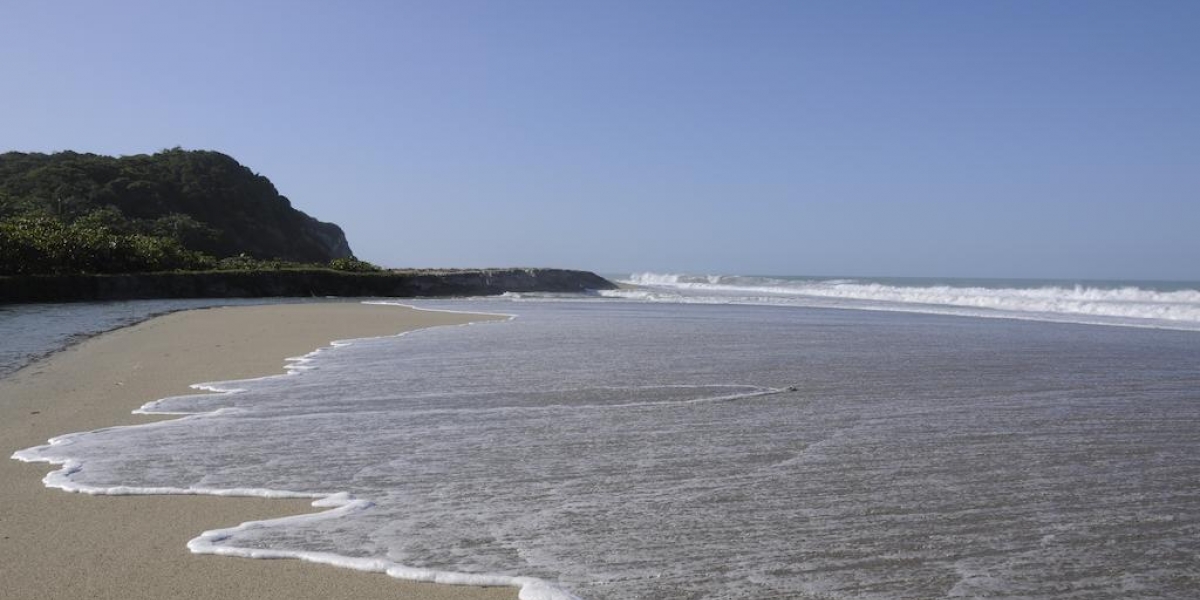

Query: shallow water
15 299 1200 599
0 298 305 378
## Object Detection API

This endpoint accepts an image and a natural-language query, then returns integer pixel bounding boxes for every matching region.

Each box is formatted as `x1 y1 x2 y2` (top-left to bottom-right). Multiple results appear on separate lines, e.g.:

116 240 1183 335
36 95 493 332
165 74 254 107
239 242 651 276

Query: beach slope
1 302 516 600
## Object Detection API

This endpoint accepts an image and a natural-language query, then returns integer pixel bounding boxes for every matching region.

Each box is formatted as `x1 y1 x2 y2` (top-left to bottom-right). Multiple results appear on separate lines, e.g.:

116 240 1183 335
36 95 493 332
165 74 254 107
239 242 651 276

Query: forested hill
0 149 352 270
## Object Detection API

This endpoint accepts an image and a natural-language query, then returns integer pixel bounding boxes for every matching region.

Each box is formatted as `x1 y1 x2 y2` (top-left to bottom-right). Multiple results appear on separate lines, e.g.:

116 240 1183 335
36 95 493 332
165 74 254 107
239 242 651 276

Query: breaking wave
611 273 1200 331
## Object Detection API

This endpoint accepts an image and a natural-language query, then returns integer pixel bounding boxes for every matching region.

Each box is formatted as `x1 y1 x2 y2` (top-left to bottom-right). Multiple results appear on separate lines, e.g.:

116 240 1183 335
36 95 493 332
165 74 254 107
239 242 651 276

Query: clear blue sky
2 1 1197 280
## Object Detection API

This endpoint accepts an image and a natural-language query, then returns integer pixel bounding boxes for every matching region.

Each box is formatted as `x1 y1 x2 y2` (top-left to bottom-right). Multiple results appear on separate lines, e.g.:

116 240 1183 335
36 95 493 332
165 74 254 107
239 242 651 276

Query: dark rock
0 268 617 303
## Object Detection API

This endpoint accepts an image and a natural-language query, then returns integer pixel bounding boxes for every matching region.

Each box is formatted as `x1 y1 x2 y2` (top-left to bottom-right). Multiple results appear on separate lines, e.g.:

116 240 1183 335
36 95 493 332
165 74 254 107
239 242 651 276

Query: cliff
0 149 352 264
0 268 616 303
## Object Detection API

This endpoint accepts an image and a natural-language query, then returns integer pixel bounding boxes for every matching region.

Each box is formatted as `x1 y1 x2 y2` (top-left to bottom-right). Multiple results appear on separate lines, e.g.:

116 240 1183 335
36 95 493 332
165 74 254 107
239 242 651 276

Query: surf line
12 302 583 600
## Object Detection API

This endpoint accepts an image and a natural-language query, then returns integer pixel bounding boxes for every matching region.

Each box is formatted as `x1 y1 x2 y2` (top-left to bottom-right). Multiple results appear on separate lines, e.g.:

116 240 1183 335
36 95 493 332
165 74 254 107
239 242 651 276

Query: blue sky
2 1 1197 280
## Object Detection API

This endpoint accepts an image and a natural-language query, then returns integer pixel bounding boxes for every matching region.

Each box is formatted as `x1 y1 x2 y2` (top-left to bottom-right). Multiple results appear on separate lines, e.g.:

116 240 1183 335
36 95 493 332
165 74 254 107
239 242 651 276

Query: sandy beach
1 302 516 600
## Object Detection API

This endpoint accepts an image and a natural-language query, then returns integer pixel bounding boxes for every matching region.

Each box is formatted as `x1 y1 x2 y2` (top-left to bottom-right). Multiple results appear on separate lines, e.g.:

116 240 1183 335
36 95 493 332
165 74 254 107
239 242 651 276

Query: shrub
327 257 383 272
0 217 213 275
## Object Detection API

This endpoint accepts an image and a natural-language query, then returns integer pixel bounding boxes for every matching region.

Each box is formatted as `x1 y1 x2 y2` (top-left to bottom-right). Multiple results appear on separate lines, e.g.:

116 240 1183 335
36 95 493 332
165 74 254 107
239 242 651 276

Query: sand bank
1 302 516 600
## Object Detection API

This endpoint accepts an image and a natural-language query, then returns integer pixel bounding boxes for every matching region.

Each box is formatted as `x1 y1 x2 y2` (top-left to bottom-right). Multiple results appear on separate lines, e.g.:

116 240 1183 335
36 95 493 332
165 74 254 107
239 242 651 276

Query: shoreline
1 302 517 600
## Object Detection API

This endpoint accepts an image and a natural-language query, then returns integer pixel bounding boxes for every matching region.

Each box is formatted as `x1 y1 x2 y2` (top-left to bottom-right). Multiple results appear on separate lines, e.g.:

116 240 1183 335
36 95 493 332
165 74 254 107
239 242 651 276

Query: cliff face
302 214 354 261
0 149 353 263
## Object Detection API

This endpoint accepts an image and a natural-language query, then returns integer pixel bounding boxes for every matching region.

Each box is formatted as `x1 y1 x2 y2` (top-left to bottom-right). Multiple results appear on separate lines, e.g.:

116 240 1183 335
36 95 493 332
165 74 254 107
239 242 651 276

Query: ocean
603 273 1200 331
8 274 1200 599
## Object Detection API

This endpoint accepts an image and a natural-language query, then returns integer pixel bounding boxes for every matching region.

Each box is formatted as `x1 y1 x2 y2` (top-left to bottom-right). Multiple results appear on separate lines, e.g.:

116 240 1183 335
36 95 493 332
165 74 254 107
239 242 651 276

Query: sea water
11 276 1200 599
0 298 310 379
606 273 1200 331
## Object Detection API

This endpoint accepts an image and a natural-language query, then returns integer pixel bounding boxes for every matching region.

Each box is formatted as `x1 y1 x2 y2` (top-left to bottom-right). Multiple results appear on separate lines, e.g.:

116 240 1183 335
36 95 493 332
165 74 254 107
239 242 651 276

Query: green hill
0 149 353 275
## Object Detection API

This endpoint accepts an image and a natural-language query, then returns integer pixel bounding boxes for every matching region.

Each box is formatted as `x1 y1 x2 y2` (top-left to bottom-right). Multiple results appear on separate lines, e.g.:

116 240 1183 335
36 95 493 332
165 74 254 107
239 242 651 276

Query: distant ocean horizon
605 272 1200 289
593 272 1200 332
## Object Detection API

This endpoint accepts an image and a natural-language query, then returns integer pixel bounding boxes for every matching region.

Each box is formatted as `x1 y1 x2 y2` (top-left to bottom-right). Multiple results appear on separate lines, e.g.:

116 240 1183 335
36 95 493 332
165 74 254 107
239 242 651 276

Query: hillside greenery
0 149 369 276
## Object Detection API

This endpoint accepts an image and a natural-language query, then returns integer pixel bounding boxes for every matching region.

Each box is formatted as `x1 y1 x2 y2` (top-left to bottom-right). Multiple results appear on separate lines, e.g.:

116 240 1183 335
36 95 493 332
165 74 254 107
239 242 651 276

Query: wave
613 273 1200 331
12 303 580 600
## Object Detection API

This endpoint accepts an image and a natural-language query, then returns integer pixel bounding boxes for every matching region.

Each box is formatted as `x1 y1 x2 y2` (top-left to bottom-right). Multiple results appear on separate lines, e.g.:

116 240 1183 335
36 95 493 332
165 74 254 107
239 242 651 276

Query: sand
0 302 517 600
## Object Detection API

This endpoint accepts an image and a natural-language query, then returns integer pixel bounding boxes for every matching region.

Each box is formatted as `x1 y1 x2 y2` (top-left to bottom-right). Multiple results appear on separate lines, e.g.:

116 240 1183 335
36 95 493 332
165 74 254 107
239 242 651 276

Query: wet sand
0 302 517 600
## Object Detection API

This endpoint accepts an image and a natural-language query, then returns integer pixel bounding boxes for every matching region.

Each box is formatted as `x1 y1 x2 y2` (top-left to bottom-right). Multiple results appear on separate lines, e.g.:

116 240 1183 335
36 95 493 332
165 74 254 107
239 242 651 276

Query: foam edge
10 301 578 600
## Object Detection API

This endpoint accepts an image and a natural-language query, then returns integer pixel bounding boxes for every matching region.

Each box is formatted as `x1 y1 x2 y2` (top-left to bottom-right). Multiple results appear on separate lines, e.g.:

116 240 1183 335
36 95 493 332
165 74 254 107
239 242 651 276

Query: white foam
617 273 1200 331
10 301 576 600
186 492 583 600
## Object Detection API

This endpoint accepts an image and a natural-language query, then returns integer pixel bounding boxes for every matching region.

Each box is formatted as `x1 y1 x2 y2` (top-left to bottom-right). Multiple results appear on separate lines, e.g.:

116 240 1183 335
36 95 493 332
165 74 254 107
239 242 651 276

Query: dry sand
0 302 517 600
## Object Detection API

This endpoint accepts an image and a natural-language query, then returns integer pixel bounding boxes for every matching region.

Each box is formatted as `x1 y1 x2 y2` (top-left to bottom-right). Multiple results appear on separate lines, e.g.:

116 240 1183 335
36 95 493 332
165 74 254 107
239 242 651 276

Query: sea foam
12 305 580 600
612 272 1200 330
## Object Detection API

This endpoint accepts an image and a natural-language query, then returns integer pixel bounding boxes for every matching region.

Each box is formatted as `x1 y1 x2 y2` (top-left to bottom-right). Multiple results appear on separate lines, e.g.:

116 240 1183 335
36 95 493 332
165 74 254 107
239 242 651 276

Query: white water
13 310 583 600
13 299 1200 599
612 273 1200 331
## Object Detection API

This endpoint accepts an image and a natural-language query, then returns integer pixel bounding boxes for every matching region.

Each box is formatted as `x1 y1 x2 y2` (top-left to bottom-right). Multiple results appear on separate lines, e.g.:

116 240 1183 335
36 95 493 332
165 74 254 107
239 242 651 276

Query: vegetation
0 148 364 276
327 257 384 272
0 217 210 275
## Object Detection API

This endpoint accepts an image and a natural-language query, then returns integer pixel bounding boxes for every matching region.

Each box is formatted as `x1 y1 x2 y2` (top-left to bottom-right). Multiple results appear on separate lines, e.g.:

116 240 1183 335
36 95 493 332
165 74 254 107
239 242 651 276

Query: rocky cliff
0 149 353 263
